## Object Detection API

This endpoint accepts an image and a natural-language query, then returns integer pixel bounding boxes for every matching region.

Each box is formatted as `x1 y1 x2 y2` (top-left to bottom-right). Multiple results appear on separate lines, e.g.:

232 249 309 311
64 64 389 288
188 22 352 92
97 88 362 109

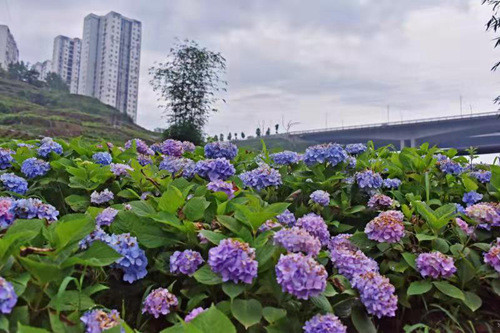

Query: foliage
483 0 500 103
0 137 498 332
7 62 43 87
45 73 69 92
162 122 203 146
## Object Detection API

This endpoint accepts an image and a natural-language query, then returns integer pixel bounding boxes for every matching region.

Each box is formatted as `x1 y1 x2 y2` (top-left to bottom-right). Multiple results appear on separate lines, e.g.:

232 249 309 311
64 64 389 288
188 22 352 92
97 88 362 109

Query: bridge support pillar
400 139 405 150
410 138 416 148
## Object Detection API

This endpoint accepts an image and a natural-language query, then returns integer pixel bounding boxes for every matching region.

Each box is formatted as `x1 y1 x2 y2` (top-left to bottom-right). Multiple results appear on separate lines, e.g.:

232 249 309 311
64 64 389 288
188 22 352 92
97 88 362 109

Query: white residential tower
0 25 19 70
52 36 81 93
32 60 52 81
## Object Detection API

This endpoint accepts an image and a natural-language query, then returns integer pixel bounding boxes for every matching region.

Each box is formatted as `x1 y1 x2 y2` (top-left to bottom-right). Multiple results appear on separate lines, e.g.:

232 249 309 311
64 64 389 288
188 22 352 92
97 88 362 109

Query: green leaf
129 200 156 217
310 295 333 313
222 283 246 299
64 194 90 212
17 324 51 333
52 213 94 252
48 290 95 312
492 279 500 296
461 175 478 192
158 186 185 213
456 259 475 286
18 258 64 284
62 241 121 267
415 233 436 242
199 230 228 245
351 306 377 333
230 299 262 329
262 307 287 324
407 280 432 295
433 282 465 300
10 273 31 296
188 306 236 333
183 197 210 221
463 291 482 312
348 231 376 251
401 253 416 269
193 265 222 285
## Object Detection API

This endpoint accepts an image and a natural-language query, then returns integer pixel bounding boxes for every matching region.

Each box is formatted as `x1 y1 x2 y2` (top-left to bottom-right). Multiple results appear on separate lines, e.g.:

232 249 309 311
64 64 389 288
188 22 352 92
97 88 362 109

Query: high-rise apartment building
52 36 81 93
0 25 19 70
78 11 141 121
32 60 52 81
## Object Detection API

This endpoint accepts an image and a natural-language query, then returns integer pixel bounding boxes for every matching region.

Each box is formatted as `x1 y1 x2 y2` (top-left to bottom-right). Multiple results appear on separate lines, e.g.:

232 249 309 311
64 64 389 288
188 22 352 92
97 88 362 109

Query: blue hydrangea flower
0 197 15 230
81 309 122 333
159 156 195 178
345 143 367 155
0 173 28 194
137 154 152 166
93 152 112 166
276 209 296 226
35 202 59 222
0 148 14 170
21 158 50 179
208 239 258 284
439 159 463 175
462 191 483 206
310 190 330 206
142 288 178 318
303 313 347 333
355 170 383 189
383 178 402 189
182 141 196 153
90 189 114 204
470 170 491 183
204 142 238 160
96 207 118 227
37 137 63 157
0 277 18 314
107 233 148 283
303 143 348 166
170 250 204 276
79 227 109 250
270 151 301 166
195 158 235 181
239 164 282 191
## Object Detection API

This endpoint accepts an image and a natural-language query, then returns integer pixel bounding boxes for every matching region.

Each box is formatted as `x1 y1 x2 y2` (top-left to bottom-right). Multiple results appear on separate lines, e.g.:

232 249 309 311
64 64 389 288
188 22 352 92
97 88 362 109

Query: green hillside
0 77 160 143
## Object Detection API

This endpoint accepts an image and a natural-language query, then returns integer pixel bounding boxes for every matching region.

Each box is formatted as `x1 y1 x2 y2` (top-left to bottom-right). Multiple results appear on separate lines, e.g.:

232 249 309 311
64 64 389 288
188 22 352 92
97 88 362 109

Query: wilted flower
273 227 321 256
367 194 394 210
295 213 330 245
0 173 28 195
275 253 327 299
170 250 204 276
462 191 483 206
80 309 122 333
208 239 258 284
303 313 347 333
37 137 63 157
270 151 300 166
0 148 14 169
383 178 402 189
240 164 282 191
91 189 114 204
207 179 235 199
351 272 398 318
96 207 118 227
276 209 296 226
142 288 178 318
204 142 238 160
355 170 383 189
159 156 195 178
310 190 330 206
110 163 133 177
92 152 112 166
416 252 456 279
21 158 50 178
185 307 207 322
345 143 367 155
0 277 17 314
195 158 235 181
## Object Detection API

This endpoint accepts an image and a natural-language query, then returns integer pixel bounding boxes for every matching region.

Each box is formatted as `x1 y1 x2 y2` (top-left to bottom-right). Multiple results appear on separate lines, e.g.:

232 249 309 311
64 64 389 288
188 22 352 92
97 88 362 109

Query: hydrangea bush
0 137 498 332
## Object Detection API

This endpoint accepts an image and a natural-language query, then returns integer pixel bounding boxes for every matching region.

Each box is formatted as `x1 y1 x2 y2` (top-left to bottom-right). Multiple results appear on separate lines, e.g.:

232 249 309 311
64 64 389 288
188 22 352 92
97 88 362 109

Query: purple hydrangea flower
455 218 475 238
110 163 133 177
0 277 17 314
91 189 114 204
107 233 148 283
170 250 204 276
0 173 28 195
303 313 347 333
20 157 50 179
345 143 367 155
204 142 238 160
276 209 296 226
12 198 39 219
195 158 235 181
182 141 196 153
92 152 112 166
367 194 394 210
208 239 258 284
310 190 330 206
465 203 500 229
416 252 456 279
462 191 483 206
137 154 152 166
79 227 109 250
355 170 383 189
160 139 184 157
351 272 398 318
273 227 321 256
185 307 207 322
0 197 15 230
96 207 118 227
0 148 14 169
159 156 195 178
275 253 327 299
303 143 348 166
142 288 178 318
295 213 330 245
470 170 491 183
439 159 463 175
365 210 405 243
35 202 59 222
258 219 283 232
207 179 236 199
125 139 154 155
80 309 122 333
270 151 300 166
37 137 63 157
484 240 500 273
383 178 402 189
240 164 282 191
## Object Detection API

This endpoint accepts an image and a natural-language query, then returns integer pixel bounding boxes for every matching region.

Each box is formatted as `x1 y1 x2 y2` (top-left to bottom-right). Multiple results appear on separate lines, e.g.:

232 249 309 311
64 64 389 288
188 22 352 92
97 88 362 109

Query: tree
227 132 232 141
241 132 245 139
150 39 227 138
213 135 219 142
8 62 43 86
234 132 238 140
483 1 500 103
275 123 279 134
45 73 69 92
256 128 261 137
220 133 224 141
265 127 271 136
162 122 203 145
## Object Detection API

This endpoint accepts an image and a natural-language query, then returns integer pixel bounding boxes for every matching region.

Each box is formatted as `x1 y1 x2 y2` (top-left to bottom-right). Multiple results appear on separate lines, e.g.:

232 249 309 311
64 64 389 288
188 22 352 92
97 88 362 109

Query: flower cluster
13 198 59 222
208 239 258 284
37 137 63 157
239 164 282 191
0 197 15 229
159 156 195 178
270 151 301 165
0 277 17 314
355 170 383 189
303 313 347 333
310 190 330 206
484 239 500 272
159 139 185 157
92 152 112 166
107 233 148 283
195 158 235 181
21 158 50 178
365 210 405 243
273 227 321 256
96 207 118 227
295 213 329 245
275 253 327 299
137 154 152 166
110 163 133 177
439 159 463 175
170 250 204 276
455 218 475 238
351 272 398 318
207 179 236 199
182 141 195 153
367 194 394 210
185 307 207 322
303 143 348 166
80 309 122 333
345 143 367 155
383 178 402 189
0 148 14 169
416 252 456 279
470 170 491 183
91 189 114 204
125 138 153 155
0 173 28 195
204 142 238 160
328 234 379 279
462 191 483 206
258 219 282 232
465 203 500 229
276 209 296 226
142 288 178 318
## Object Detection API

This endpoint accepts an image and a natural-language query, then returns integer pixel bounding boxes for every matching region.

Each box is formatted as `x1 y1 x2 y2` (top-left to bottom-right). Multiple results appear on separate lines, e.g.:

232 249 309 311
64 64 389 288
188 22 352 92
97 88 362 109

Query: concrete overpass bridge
288 111 500 154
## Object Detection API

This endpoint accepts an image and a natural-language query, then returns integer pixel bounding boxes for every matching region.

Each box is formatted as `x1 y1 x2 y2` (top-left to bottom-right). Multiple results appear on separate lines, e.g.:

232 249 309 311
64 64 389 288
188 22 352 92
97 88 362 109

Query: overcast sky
0 0 499 137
